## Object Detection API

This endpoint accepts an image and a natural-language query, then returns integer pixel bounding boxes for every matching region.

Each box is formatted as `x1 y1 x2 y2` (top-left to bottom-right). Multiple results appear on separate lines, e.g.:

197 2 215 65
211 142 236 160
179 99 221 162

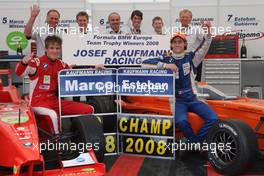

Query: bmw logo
43 63 48 68
23 142 32 147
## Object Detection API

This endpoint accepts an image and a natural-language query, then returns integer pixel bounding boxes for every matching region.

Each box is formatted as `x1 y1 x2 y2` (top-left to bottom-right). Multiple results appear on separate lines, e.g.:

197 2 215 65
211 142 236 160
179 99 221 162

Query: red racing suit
15 54 94 134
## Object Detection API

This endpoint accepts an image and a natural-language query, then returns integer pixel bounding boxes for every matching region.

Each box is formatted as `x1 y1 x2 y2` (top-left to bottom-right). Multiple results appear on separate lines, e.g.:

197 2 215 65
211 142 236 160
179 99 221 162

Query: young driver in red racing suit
143 22 218 143
16 35 102 134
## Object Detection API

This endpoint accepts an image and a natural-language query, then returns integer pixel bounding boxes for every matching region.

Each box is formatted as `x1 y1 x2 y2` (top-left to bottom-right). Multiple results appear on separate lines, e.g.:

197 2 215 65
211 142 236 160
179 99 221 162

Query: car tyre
71 115 105 162
206 119 258 176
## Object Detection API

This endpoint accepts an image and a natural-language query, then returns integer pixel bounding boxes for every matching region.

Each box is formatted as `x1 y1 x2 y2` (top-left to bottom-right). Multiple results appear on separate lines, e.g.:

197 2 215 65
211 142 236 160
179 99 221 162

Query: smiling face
171 37 186 54
152 19 163 34
46 11 60 28
77 15 88 31
131 15 142 30
179 10 192 27
45 42 61 61
109 13 121 32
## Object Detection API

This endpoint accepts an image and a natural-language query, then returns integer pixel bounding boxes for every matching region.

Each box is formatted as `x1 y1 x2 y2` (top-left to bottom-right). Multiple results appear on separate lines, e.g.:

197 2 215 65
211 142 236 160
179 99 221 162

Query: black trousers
195 62 203 82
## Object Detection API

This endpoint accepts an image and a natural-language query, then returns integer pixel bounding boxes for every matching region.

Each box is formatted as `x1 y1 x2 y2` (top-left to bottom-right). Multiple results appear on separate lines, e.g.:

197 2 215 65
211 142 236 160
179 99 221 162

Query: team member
76 11 89 34
152 16 164 35
129 10 145 35
142 23 218 143
107 12 125 34
24 5 62 56
178 9 207 81
73 11 90 102
15 35 102 134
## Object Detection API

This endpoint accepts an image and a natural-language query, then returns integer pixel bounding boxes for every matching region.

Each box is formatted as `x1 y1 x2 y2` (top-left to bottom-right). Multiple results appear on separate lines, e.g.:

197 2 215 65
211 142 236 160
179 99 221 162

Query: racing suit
15 54 94 134
142 35 218 142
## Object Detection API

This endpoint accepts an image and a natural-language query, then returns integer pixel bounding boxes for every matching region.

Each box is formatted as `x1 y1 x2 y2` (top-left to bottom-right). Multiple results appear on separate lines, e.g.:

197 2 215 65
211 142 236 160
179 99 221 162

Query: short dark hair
47 9 60 18
131 10 143 20
45 35 62 48
76 11 89 21
152 16 163 24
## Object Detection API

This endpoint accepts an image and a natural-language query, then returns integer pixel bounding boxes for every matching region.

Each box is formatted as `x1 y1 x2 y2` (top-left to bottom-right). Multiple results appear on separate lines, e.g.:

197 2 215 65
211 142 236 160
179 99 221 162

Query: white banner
0 8 30 54
219 5 264 57
62 34 170 66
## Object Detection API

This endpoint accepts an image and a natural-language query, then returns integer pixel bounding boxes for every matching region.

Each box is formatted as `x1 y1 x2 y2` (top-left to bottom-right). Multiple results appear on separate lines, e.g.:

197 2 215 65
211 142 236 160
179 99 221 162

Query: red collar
41 54 58 64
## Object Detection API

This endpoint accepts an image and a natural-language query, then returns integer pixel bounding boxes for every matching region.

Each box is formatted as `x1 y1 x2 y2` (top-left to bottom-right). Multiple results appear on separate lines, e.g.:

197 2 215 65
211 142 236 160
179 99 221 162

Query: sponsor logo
224 30 264 41
219 123 238 136
39 84 50 90
43 75 50 84
6 31 28 51
23 142 32 147
81 168 95 172
76 157 85 163
1 116 29 124
182 62 190 76
16 127 25 130
43 63 48 68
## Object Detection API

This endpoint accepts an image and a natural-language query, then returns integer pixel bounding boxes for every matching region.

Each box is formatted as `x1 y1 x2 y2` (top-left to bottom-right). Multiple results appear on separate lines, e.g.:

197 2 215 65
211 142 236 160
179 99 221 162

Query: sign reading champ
59 69 116 96
116 69 175 159
118 68 174 96
118 115 173 136
62 34 170 66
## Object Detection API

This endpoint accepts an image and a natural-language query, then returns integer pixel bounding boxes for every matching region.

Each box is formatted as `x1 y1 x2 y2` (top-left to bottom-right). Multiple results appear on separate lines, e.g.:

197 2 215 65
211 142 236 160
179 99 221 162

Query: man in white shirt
24 5 62 57
128 10 145 35
152 16 165 35
107 12 125 34
76 11 89 34
178 9 208 81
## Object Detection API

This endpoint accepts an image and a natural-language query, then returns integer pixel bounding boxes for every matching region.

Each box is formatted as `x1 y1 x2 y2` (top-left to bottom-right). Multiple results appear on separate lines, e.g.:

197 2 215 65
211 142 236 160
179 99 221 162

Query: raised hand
22 52 34 64
201 21 212 36
30 4 40 18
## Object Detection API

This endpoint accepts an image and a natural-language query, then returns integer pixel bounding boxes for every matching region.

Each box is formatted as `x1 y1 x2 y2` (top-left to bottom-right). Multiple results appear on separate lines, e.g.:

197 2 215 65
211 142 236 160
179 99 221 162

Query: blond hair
179 9 192 19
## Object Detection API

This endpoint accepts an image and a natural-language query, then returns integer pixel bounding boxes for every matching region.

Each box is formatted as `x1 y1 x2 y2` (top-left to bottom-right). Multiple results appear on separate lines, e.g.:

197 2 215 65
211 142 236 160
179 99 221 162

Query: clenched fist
22 52 34 64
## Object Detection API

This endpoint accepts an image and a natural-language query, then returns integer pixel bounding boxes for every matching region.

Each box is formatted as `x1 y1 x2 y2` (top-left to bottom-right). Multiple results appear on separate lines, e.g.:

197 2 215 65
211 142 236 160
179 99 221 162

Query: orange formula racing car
119 82 264 176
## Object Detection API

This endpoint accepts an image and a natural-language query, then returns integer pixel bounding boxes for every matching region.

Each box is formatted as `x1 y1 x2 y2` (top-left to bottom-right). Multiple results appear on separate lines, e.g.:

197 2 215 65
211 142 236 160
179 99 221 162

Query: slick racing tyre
86 96 116 132
71 115 105 162
206 119 258 176
86 96 116 113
